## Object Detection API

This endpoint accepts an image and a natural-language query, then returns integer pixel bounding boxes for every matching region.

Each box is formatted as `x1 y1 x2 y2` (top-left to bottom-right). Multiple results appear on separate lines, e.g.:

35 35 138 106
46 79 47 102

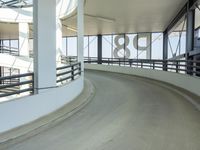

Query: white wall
0 77 83 133
85 64 200 97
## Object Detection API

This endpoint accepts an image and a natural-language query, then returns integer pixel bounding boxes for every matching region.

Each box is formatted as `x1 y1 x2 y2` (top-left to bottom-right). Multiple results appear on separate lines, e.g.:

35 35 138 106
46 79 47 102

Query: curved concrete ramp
4 70 200 150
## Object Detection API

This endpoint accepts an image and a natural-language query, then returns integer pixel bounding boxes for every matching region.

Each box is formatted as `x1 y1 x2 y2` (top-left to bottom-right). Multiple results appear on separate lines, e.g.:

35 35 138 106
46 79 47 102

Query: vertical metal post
97 34 102 64
176 61 179 73
186 6 195 75
71 65 74 80
0 40 2 53
163 31 168 71
0 67 2 84
79 63 81 75
31 73 34 94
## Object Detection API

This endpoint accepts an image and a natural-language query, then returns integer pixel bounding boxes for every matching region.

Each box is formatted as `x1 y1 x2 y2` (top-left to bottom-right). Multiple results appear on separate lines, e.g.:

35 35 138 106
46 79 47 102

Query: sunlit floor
5 70 200 150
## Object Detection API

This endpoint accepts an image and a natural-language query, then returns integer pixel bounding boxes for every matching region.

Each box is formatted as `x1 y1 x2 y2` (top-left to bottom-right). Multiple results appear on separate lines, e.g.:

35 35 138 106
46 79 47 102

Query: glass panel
152 33 163 59
168 15 187 59
102 35 112 58
137 33 151 59
113 34 126 58
89 36 97 57
127 34 137 59
3 40 9 47
62 38 67 56
67 37 77 57
84 36 89 57
10 40 18 49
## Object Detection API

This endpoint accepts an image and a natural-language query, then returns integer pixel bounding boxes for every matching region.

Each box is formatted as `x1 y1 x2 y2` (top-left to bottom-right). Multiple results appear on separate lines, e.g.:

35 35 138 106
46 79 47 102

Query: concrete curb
0 79 95 149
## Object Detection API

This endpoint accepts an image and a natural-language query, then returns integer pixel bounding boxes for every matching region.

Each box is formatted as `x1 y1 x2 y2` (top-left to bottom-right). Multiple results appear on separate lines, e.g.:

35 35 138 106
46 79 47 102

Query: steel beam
164 0 198 33
186 7 195 75
97 34 102 64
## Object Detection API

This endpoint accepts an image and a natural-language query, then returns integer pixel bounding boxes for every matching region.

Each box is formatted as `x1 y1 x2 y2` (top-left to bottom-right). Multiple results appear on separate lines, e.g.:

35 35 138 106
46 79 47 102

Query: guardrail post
97 35 102 64
71 65 74 80
163 60 168 71
0 67 2 84
31 74 34 94
129 60 132 67
176 61 179 73
186 7 195 75
79 63 81 75
163 31 168 71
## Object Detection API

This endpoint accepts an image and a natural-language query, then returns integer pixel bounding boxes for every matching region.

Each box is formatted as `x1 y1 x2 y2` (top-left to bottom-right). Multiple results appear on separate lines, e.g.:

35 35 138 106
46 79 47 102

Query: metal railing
57 62 81 84
61 56 78 64
0 73 34 98
0 62 82 99
0 45 19 56
84 57 200 77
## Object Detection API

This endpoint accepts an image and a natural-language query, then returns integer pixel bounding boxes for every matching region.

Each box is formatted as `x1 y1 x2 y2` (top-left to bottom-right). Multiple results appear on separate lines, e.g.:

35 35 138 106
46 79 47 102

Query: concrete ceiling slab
0 0 188 38
63 0 187 36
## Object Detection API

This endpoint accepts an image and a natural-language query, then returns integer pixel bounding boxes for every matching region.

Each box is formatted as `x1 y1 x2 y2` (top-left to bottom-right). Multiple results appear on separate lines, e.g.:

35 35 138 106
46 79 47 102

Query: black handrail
0 73 34 98
84 57 200 77
56 62 81 84
0 62 83 99
0 46 19 56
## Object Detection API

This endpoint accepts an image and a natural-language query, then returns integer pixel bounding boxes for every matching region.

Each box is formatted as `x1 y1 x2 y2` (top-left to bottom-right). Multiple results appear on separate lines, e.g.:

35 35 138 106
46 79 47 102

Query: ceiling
62 0 188 36
0 0 188 39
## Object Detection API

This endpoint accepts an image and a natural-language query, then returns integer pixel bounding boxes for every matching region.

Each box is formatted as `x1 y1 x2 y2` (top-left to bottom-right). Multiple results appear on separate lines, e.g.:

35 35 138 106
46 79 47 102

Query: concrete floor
4 70 200 150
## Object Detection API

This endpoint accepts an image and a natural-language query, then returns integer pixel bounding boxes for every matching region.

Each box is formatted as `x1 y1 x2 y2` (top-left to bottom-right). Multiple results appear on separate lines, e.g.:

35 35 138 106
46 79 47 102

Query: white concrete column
77 0 84 72
33 0 57 93
19 22 29 57
56 19 63 64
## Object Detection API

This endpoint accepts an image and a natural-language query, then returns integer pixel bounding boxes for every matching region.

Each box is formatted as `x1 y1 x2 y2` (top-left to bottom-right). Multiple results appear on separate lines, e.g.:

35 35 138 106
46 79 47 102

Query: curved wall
85 64 200 97
0 77 83 133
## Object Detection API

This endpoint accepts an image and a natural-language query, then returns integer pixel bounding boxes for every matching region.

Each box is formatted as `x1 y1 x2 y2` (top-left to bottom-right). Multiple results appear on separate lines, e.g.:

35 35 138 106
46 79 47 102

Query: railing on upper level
0 62 82 99
61 55 78 64
84 57 200 77
56 62 81 85
0 45 19 56
0 73 34 98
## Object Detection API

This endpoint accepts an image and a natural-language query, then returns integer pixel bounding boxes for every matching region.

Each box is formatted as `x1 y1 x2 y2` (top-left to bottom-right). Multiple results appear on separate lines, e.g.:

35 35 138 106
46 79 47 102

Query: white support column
19 22 29 57
56 19 63 65
77 0 84 73
33 0 57 93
